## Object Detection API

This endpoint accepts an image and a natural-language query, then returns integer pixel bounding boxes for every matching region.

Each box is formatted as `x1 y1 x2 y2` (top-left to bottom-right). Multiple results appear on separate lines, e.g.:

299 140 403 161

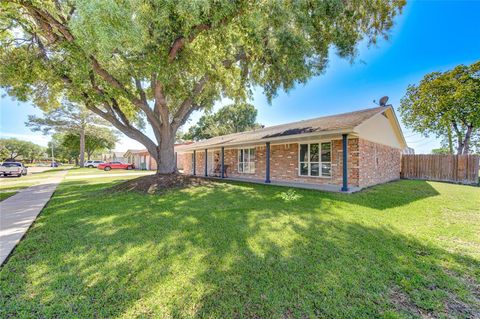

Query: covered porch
177 133 354 192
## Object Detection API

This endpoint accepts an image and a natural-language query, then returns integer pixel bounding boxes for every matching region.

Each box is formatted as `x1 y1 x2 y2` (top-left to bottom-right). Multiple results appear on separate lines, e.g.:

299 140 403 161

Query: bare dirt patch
389 286 434 318
108 173 213 194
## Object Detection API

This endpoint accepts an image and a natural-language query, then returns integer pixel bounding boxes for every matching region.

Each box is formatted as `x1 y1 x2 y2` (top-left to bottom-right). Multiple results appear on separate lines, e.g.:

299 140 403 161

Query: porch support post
341 133 349 192
221 147 225 178
265 142 271 183
193 150 196 175
204 149 208 177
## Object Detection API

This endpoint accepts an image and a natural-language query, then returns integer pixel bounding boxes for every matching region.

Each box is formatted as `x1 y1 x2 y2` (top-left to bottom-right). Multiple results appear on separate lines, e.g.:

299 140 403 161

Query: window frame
298 141 332 178
238 148 256 174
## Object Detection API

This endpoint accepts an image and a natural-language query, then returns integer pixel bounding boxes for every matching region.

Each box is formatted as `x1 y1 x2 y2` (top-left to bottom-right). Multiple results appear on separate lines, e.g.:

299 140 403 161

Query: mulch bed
108 173 213 194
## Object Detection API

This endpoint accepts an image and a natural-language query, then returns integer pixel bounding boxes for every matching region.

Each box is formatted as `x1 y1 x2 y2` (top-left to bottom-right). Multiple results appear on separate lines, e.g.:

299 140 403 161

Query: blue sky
1 1 479 153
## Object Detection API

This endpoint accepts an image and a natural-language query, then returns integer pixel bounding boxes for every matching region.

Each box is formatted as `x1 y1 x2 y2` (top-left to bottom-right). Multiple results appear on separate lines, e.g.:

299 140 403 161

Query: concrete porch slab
199 175 362 193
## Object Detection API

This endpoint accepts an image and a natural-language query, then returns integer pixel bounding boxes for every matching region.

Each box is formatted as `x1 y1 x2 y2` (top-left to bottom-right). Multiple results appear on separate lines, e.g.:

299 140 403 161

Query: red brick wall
179 139 359 187
178 137 401 189
358 139 401 187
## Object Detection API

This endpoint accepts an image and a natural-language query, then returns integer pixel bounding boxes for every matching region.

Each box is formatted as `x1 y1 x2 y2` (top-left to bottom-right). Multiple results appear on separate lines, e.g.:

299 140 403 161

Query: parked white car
84 160 105 168
0 162 28 177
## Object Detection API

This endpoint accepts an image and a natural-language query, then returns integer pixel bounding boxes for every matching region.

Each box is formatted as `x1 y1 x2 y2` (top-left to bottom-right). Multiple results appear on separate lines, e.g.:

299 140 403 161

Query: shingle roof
176 106 388 151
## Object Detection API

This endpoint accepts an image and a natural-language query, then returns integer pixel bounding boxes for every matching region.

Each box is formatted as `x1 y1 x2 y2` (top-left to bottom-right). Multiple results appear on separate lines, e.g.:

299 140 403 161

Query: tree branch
168 24 210 62
135 78 148 106
167 8 244 62
152 79 169 125
171 75 209 130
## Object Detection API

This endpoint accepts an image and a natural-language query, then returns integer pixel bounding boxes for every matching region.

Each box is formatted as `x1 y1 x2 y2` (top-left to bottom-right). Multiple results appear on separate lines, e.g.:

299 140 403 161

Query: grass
0 170 65 191
65 167 154 176
0 191 17 201
0 174 479 318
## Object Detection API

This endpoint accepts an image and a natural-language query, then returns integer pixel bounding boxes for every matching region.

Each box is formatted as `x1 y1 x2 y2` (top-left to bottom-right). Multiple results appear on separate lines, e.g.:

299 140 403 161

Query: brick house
124 142 193 171
124 149 157 170
175 106 408 192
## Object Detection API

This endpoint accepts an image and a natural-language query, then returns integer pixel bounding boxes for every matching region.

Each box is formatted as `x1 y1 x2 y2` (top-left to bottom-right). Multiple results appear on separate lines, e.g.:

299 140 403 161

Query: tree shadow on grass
0 179 478 318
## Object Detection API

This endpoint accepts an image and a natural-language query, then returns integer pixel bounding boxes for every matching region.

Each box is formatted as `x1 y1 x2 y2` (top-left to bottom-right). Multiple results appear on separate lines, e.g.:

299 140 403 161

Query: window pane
239 149 244 162
250 161 255 173
250 148 255 160
321 143 331 162
244 163 249 173
321 150 331 162
321 142 331 151
300 144 308 162
238 163 243 172
300 163 308 175
310 144 319 162
322 163 331 176
310 163 320 176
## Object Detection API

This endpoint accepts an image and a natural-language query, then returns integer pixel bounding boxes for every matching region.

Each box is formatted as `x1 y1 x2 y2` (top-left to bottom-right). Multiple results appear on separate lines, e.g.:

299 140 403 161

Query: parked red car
97 161 135 171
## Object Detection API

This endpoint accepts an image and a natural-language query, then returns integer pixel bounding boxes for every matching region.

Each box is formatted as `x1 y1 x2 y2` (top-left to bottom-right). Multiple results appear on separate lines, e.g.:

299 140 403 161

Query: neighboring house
124 142 193 171
124 149 157 170
175 106 408 191
103 151 127 163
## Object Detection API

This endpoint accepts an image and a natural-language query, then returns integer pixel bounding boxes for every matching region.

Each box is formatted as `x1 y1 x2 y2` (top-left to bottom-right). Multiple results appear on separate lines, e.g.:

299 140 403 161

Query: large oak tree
0 0 405 173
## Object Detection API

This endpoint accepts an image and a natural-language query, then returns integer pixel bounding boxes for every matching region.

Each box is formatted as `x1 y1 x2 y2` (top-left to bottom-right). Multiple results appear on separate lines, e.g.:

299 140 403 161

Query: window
299 142 331 177
238 148 255 173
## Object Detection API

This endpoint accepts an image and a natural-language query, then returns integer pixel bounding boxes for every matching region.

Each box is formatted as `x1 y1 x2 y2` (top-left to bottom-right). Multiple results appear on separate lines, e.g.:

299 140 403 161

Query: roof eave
175 128 356 152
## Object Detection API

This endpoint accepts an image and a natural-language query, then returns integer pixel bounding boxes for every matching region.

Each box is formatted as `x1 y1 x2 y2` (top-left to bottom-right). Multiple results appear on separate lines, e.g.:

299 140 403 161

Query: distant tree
25 144 47 163
49 133 78 164
400 61 480 155
0 138 45 162
184 103 262 141
0 0 405 174
467 130 480 154
26 103 111 167
431 147 450 155
62 128 117 160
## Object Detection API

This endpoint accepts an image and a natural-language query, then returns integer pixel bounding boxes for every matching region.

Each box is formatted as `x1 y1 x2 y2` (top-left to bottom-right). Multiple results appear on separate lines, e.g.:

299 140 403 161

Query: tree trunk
79 127 85 167
154 128 176 174
87 152 91 160
463 125 473 154
447 126 454 154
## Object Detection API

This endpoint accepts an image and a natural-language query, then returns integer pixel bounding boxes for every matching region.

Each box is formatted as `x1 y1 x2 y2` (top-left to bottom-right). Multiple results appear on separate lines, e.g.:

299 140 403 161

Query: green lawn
0 174 479 318
0 170 66 191
65 167 154 176
0 191 17 202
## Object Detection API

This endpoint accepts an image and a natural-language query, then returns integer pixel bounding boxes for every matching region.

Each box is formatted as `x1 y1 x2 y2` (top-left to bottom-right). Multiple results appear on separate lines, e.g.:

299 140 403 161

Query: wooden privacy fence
401 154 480 185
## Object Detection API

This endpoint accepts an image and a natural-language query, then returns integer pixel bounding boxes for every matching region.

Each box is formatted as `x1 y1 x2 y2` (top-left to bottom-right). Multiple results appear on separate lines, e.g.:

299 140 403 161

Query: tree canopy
0 138 46 162
183 103 261 141
400 61 480 154
1 0 405 173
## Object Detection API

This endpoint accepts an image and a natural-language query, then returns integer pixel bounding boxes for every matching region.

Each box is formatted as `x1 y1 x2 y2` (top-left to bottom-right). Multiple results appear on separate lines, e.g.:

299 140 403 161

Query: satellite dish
379 96 389 107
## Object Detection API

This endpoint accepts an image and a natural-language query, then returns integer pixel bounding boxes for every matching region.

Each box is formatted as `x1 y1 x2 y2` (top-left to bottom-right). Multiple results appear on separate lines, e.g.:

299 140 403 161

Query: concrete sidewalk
0 171 67 265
